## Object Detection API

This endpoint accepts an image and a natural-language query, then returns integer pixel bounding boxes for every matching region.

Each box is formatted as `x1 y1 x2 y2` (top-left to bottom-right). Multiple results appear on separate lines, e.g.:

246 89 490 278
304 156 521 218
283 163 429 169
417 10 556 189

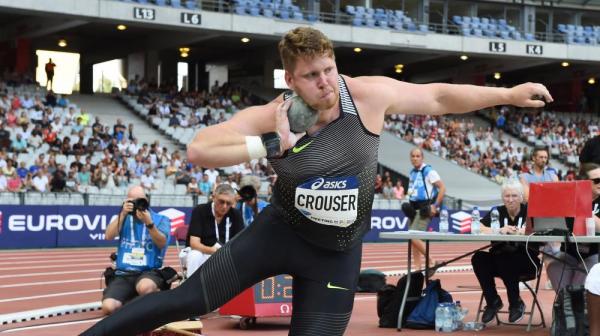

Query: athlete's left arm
355 76 553 116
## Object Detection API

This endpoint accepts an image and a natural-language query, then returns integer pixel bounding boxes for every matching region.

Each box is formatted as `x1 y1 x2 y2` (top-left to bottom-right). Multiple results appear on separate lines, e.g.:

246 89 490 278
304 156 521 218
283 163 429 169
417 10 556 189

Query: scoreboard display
220 275 293 328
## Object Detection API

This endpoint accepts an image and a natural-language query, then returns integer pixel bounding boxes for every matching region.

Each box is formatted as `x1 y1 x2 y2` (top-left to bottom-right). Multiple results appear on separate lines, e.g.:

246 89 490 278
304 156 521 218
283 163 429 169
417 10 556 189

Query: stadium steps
69 93 181 154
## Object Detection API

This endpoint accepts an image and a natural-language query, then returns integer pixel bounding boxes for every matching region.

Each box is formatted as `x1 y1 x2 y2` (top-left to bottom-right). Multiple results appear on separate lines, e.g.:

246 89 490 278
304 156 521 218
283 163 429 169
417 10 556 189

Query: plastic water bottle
453 301 467 331
435 303 446 332
490 207 500 234
439 207 449 233
471 207 481 235
435 303 454 332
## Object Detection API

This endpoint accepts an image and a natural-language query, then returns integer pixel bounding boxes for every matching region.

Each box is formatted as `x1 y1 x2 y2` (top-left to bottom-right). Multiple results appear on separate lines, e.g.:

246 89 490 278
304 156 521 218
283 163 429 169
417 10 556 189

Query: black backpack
551 285 589 336
377 271 425 328
357 269 386 293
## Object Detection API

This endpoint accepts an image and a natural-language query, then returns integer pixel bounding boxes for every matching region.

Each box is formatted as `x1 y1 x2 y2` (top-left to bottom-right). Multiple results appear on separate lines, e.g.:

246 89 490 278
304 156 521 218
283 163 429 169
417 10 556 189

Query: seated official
237 185 269 227
102 185 171 315
471 179 540 324
547 163 600 292
181 184 244 276
586 264 600 335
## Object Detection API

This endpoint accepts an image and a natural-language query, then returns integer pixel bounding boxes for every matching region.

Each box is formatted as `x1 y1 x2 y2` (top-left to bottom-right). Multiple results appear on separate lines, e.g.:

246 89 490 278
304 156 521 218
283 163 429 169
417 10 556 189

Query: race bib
123 247 147 267
295 176 359 227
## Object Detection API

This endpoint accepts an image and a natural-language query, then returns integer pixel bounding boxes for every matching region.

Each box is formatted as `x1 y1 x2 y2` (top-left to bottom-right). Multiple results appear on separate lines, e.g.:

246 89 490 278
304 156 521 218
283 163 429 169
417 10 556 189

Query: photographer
102 185 171 315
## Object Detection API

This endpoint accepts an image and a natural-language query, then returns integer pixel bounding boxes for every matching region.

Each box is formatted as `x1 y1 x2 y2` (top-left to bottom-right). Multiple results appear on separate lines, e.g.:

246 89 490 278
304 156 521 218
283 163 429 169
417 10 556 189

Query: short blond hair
278 27 335 71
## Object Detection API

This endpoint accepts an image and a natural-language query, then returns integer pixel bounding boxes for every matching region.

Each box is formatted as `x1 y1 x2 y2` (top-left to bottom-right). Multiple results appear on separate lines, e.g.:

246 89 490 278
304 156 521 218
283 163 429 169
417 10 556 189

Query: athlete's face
285 55 339 111
410 150 423 169
587 168 600 199
502 187 522 213
532 150 548 170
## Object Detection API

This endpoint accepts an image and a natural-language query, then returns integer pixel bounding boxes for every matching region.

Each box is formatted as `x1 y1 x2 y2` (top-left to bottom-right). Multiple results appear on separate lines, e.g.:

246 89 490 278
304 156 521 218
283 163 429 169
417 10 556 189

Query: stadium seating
452 15 532 40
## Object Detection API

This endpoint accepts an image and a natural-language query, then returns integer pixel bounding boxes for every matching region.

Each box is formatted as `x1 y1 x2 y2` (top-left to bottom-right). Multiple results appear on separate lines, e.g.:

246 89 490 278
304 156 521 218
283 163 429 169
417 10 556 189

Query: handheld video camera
128 198 149 216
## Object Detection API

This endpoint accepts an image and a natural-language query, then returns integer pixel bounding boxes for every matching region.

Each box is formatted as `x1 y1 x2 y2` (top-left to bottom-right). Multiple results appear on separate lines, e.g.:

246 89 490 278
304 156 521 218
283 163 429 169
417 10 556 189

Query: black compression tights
81 206 362 336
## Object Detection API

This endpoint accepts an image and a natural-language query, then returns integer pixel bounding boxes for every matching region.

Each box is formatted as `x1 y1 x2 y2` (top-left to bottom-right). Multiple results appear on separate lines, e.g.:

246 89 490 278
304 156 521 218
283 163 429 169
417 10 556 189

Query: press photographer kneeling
102 185 171 315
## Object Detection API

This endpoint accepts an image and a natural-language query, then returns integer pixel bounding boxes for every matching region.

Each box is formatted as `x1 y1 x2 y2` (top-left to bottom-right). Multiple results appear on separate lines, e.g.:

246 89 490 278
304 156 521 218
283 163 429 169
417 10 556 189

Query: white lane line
0 257 180 266
0 270 102 279
0 289 102 303
0 278 99 289
2 318 102 332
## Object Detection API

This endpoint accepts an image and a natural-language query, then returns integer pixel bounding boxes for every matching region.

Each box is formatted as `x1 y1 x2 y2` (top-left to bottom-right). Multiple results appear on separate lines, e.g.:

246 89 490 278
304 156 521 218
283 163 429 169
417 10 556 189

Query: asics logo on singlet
311 178 347 190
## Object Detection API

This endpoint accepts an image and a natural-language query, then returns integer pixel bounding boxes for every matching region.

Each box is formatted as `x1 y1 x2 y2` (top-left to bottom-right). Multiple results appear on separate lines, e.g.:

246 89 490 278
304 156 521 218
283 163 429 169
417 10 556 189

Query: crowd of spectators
0 76 277 198
383 107 597 185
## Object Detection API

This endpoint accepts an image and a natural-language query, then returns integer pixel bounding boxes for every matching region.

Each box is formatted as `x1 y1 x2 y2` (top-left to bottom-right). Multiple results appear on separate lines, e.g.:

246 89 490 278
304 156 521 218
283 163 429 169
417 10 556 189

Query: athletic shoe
482 296 503 324
509 300 525 323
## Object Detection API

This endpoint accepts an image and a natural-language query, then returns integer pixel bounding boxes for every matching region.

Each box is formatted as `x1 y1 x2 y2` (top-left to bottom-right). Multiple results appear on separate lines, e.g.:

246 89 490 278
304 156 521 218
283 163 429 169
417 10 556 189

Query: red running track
0 243 554 335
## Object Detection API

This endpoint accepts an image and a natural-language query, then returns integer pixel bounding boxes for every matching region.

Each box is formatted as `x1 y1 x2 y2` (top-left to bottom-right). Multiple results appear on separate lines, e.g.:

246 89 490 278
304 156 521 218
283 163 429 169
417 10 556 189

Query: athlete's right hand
275 99 306 151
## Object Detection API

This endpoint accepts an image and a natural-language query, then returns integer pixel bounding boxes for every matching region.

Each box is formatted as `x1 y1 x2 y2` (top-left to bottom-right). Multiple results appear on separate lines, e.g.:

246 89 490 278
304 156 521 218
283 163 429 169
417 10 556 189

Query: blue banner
0 205 193 249
364 209 490 242
0 206 489 248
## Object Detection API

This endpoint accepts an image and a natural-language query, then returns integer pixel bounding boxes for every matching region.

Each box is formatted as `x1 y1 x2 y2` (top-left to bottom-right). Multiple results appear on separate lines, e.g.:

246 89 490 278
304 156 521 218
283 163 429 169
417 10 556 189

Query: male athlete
82 26 552 335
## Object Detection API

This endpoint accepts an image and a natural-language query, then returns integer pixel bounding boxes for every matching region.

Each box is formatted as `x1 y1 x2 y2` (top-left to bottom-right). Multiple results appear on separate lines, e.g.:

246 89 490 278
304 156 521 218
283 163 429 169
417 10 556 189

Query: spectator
50 166 67 192
204 167 219 185
181 184 244 275
373 174 383 194
520 146 558 201
45 58 56 90
404 147 445 272
187 177 200 194
237 185 269 227
393 180 405 200
580 133 600 165
471 179 538 324
101 186 170 315
547 163 600 292
140 168 155 192
7 171 22 192
11 134 27 153
32 170 49 192
0 172 6 191
382 179 394 199
198 173 212 196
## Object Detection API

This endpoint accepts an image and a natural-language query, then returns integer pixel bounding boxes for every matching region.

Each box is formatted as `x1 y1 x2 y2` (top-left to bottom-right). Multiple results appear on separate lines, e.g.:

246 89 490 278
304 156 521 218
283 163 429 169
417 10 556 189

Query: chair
475 266 546 331
173 225 190 280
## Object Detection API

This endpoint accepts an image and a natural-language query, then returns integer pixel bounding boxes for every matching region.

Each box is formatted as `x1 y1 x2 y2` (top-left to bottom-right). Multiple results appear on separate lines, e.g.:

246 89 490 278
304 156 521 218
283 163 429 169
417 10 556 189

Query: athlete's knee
101 298 122 315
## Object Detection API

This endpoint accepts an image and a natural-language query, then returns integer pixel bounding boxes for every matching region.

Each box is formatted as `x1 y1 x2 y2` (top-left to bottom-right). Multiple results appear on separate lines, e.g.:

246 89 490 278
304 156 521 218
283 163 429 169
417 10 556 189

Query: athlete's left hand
275 99 306 151
508 82 553 108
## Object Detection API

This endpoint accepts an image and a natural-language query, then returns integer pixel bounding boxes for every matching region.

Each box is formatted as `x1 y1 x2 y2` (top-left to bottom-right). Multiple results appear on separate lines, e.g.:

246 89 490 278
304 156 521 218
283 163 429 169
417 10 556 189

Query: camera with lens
128 198 149 216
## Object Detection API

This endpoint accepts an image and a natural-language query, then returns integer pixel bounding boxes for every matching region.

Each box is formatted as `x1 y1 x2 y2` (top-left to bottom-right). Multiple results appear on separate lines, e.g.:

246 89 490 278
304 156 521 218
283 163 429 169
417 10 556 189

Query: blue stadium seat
155 0 167 5
557 24 567 33
263 8 273 17
498 18 507 26
279 10 289 19
394 10 404 18
405 22 416 31
512 31 522 40
462 16 471 24
306 13 317 22
365 17 376 27
184 0 196 9
499 31 510 39
171 0 182 7
452 15 462 25
392 21 403 30
137 0 149 3
525 33 535 41
249 6 260 16
292 11 303 20
235 5 247 15
419 24 428 33
471 17 480 24
346 5 355 15
481 17 489 25
352 17 363 26
356 6 365 15
483 29 495 37
377 20 388 28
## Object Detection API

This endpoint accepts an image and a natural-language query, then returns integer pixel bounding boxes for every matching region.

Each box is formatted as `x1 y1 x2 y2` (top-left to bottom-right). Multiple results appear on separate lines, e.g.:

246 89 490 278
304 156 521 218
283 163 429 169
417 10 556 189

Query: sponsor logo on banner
158 208 186 234
295 176 359 227
451 211 472 233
